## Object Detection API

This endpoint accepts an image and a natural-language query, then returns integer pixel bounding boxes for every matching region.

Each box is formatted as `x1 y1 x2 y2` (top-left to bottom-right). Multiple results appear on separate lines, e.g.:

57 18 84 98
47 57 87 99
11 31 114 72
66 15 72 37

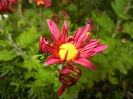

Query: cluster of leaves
0 0 133 99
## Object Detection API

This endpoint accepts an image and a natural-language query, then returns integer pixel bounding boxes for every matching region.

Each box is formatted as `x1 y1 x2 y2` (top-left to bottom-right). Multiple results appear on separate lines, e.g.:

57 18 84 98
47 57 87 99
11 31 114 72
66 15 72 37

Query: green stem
39 7 43 30
0 15 3 33
18 2 23 15
7 35 27 56
113 1 131 37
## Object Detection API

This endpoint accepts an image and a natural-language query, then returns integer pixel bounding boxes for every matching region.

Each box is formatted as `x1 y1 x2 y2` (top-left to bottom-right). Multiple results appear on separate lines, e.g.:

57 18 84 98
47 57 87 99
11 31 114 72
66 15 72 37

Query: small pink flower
98 10 102 15
58 64 81 96
0 0 18 13
39 37 51 53
40 19 108 70
118 26 125 32
87 20 94 31
60 11 69 19
34 0 52 7
53 15 60 23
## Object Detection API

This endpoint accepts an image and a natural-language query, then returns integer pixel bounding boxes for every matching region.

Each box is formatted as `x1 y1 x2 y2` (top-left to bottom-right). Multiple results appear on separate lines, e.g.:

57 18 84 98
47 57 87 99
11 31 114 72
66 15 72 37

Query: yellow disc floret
37 1 45 6
59 43 78 61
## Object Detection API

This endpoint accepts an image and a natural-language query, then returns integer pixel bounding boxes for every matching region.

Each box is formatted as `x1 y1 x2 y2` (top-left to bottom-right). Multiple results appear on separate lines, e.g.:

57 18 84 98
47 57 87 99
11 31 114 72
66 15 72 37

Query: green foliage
111 0 132 20
0 50 17 61
93 12 115 33
123 21 133 38
16 26 39 48
0 0 133 99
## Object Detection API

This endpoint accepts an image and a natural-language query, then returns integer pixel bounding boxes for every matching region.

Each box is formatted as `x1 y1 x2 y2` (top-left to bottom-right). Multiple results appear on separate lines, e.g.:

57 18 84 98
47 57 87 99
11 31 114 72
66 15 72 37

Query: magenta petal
73 58 96 70
76 24 90 43
44 2 52 7
93 45 108 52
58 84 67 96
47 19 60 41
80 51 96 58
44 55 60 66
83 39 100 48
60 20 68 43
73 28 82 40
39 36 50 53
61 68 73 74
82 33 92 42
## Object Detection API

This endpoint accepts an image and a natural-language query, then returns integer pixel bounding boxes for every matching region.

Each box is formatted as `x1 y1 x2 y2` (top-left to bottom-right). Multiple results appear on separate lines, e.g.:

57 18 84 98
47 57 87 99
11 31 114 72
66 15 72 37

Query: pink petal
60 20 68 43
39 36 50 53
47 19 60 41
73 58 96 70
44 2 52 7
82 33 92 43
60 68 73 74
80 51 96 58
67 36 76 43
76 24 90 43
82 39 100 49
39 37 58 56
93 45 108 52
75 24 90 47
74 28 82 40
44 55 60 66
58 84 67 96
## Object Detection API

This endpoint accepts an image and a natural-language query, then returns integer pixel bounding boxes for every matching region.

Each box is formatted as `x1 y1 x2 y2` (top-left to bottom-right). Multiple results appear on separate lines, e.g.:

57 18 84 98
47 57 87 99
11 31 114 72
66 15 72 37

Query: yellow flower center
59 43 78 61
37 1 45 6
86 32 91 35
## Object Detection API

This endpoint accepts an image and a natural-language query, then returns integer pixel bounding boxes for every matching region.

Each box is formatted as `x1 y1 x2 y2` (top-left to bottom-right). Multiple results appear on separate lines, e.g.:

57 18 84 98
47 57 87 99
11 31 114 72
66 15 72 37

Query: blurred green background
0 0 133 99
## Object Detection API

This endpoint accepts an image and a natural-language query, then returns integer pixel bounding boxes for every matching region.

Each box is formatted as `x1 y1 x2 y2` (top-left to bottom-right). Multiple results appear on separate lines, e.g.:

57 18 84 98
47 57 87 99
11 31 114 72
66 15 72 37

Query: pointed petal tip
47 19 51 22
91 66 97 70
73 58 96 70
47 19 53 24
105 45 108 49
58 84 66 96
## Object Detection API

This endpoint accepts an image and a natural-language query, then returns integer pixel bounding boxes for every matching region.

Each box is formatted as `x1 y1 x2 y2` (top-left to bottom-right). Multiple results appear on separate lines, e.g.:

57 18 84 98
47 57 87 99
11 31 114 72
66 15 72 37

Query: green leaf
109 76 119 85
23 56 40 71
16 26 39 48
111 0 131 20
61 86 79 99
0 50 16 61
123 21 133 38
34 69 56 84
67 4 78 11
94 12 114 32
0 40 8 47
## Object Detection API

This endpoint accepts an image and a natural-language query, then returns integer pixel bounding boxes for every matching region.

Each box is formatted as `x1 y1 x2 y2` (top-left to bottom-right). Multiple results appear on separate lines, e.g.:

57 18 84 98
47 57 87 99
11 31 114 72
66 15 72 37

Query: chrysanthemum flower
40 19 108 70
87 20 94 31
0 0 18 13
58 64 81 96
34 0 52 7
60 11 69 19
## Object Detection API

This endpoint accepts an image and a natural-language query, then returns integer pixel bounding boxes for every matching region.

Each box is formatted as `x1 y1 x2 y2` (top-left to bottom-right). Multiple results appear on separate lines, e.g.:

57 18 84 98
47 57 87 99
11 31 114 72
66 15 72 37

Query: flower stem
0 15 3 33
7 35 27 56
113 1 131 37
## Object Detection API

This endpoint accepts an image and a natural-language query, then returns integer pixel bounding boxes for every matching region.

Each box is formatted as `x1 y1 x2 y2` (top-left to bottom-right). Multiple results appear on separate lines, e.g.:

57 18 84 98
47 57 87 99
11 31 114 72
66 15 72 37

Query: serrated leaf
111 0 131 20
16 26 39 48
0 40 8 47
61 86 79 99
67 4 77 11
0 50 17 61
35 69 55 83
94 12 114 32
109 76 119 85
123 22 133 38
23 56 40 71
43 9 53 17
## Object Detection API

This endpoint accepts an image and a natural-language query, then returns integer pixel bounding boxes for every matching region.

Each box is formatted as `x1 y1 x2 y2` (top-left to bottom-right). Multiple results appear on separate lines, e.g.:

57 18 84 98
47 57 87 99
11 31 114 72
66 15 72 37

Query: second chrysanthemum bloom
33 0 52 7
39 19 108 70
